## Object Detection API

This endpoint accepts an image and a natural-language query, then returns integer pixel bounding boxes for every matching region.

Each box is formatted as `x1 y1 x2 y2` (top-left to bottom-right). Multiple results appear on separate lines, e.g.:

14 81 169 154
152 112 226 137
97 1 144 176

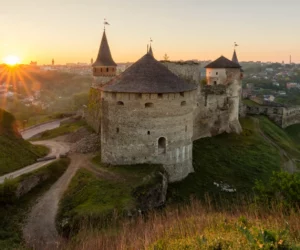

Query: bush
254 171 300 208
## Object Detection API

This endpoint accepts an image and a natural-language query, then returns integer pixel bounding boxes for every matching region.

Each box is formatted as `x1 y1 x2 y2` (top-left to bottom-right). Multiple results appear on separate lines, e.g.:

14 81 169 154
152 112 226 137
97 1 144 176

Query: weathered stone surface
70 133 101 154
86 60 243 183
15 173 49 198
133 171 168 211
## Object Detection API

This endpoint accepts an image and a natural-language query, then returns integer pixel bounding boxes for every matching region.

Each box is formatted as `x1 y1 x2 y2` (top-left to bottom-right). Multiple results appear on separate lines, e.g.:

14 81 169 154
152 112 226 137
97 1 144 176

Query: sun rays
0 65 40 109
3 55 21 66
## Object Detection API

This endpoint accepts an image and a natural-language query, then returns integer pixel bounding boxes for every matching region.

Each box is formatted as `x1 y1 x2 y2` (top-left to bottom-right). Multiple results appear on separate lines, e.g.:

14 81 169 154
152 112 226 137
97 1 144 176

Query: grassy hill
62 116 300 249
168 117 282 203
0 109 48 176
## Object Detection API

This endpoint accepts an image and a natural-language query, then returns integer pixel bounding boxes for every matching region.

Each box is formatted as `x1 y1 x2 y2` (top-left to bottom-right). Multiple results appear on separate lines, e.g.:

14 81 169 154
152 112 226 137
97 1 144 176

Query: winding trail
23 154 88 250
251 117 298 173
0 140 70 184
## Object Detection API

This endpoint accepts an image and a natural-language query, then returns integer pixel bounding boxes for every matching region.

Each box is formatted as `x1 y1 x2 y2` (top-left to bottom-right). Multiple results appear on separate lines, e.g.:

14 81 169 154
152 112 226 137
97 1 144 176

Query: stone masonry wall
101 90 196 182
161 61 201 85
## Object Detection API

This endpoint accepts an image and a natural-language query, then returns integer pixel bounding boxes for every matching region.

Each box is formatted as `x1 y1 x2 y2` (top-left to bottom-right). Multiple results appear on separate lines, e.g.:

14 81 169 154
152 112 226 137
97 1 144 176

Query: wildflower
259 243 264 248
278 239 283 245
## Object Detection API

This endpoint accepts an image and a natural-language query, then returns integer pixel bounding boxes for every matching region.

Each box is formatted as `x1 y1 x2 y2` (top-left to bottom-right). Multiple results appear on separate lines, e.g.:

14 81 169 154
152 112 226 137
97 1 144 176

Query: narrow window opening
216 72 218 75
145 102 154 108
116 128 119 133
180 92 184 97
100 68 103 72
138 93 142 99
106 67 109 72
181 101 186 106
117 101 124 106
158 137 166 154
158 93 163 99
214 81 217 85
147 131 150 135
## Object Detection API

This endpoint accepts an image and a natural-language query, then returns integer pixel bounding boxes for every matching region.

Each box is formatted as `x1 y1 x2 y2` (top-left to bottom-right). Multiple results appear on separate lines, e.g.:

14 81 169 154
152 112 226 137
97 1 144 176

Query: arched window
145 102 154 108
117 101 124 106
158 137 166 154
181 101 186 106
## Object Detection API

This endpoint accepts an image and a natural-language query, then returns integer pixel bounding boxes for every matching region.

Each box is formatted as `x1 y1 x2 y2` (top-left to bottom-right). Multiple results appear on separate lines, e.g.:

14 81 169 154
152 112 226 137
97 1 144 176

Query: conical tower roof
232 50 239 64
93 30 117 67
101 53 197 93
148 45 153 56
205 56 241 69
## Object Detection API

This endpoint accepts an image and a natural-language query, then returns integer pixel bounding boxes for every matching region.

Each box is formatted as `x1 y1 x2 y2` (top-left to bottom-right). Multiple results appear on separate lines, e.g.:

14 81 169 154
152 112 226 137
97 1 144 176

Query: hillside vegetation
57 160 165 237
61 116 300 249
0 158 70 249
0 109 48 176
168 117 282 203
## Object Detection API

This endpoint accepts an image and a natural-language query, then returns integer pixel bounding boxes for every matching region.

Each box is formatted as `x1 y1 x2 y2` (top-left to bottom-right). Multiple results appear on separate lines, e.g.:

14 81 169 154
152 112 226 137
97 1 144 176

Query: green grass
286 123 300 147
243 99 261 107
0 158 70 249
259 116 300 158
168 117 281 203
0 108 49 176
57 161 164 236
0 135 49 176
31 119 87 140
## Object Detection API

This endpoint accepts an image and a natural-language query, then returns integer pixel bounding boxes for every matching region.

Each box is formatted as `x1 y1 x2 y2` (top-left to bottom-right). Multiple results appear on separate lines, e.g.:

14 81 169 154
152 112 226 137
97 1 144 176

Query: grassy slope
168 117 281 202
0 109 49 176
31 119 88 141
57 161 164 236
65 200 300 250
259 116 300 158
0 158 70 249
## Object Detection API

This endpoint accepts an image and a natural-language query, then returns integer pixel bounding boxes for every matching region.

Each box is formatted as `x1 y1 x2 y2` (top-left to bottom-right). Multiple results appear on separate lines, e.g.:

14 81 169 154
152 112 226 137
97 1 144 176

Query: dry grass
62 199 300 250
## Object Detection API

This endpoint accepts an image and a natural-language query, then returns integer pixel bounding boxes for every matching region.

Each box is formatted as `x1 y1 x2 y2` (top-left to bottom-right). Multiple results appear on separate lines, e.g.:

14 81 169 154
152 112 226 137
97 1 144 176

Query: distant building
264 95 275 102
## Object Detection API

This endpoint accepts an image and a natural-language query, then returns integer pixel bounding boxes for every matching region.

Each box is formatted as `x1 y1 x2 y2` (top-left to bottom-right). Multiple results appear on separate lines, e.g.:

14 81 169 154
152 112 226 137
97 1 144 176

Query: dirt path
251 117 298 173
0 140 70 184
23 154 88 250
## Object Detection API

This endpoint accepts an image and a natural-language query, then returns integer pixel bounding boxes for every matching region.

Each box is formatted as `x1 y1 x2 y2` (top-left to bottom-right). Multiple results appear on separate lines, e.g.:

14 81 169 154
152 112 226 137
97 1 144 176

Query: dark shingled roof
101 53 197 93
93 30 117 67
205 56 241 69
232 50 239 64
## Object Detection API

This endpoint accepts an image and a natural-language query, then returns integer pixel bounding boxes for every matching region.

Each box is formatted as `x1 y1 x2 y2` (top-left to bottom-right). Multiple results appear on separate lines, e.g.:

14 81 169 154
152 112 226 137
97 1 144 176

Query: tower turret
92 30 117 79
232 50 239 64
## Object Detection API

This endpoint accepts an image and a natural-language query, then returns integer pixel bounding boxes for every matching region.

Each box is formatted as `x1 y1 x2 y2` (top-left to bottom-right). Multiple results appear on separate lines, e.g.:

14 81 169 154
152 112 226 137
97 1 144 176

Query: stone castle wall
87 61 243 182
101 90 196 182
246 105 300 128
161 61 201 84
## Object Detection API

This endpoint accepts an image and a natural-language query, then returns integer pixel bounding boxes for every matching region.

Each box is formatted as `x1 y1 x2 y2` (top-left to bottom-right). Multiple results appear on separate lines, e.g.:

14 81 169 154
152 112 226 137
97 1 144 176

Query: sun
3 55 21 66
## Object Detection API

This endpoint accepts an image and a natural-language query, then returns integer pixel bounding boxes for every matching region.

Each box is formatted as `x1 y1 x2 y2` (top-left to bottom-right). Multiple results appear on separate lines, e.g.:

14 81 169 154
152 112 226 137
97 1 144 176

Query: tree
163 53 169 61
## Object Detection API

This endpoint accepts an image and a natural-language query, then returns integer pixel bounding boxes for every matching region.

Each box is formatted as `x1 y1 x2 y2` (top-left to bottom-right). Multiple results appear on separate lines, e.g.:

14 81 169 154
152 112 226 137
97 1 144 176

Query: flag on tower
104 18 110 25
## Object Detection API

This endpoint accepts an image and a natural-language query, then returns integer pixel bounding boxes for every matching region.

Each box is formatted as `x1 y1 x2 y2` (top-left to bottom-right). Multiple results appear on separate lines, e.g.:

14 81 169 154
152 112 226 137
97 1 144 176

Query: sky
1 0 300 64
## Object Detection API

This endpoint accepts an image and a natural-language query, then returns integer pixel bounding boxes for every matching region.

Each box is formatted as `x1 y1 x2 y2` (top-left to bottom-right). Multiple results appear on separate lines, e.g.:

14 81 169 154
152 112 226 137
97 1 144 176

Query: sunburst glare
3 55 21 66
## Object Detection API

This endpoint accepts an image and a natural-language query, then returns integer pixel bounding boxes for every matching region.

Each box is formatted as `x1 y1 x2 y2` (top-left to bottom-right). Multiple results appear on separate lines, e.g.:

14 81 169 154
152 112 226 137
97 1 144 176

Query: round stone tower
100 50 197 182
87 29 117 133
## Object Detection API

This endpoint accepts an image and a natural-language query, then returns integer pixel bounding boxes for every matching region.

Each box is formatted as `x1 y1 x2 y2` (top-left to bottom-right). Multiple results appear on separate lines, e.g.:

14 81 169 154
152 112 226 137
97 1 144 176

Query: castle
86 30 243 182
